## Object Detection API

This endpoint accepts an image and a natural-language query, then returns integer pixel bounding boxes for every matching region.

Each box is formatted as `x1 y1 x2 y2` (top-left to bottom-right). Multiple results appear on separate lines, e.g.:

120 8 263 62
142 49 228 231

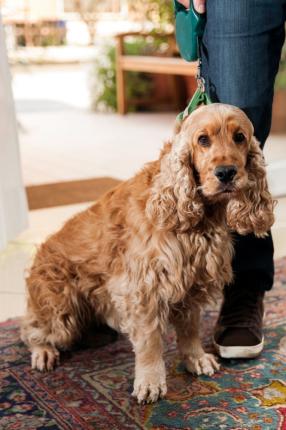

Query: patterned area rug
1 259 286 430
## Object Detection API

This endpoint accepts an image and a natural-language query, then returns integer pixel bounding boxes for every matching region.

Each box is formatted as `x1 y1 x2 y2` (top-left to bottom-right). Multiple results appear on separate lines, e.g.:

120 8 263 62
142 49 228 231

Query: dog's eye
233 132 245 143
198 135 210 147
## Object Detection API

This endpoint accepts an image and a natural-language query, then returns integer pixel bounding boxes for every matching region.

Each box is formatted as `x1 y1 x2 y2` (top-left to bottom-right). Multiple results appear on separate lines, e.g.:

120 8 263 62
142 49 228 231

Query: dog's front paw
185 353 220 376
132 376 167 404
31 345 60 372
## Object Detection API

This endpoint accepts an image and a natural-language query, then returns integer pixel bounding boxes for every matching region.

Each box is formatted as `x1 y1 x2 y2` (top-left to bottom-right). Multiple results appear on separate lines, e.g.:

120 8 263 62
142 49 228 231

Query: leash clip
196 55 205 91
197 76 206 93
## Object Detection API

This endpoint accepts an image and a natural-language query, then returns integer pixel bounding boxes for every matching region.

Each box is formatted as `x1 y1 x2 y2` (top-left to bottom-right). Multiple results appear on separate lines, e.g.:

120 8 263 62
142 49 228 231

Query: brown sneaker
213 288 265 359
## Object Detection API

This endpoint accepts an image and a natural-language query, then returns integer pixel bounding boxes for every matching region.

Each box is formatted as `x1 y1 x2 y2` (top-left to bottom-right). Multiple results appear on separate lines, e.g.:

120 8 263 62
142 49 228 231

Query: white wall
0 14 28 252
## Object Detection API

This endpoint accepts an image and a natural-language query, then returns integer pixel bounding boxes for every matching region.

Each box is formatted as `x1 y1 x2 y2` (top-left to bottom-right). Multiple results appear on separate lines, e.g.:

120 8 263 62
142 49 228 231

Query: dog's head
181 104 254 200
147 103 274 236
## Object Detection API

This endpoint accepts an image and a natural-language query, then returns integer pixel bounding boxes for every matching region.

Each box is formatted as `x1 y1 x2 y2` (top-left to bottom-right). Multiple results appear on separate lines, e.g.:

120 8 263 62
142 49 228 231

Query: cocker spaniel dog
21 104 274 404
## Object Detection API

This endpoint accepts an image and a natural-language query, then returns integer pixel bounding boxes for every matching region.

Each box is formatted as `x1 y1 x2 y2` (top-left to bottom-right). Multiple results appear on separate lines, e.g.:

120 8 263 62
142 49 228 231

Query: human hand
176 0 206 13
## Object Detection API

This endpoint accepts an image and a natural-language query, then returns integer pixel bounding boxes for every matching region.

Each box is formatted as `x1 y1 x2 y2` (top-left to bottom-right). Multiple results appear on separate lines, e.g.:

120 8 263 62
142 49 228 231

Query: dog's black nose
214 165 237 183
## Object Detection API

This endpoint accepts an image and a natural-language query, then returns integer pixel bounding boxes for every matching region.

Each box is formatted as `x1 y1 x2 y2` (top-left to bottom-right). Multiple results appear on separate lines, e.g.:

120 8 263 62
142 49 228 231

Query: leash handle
174 0 206 62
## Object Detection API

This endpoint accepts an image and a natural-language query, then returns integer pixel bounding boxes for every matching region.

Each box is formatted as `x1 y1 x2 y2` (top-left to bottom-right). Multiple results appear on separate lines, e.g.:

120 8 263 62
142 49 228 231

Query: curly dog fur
21 104 274 403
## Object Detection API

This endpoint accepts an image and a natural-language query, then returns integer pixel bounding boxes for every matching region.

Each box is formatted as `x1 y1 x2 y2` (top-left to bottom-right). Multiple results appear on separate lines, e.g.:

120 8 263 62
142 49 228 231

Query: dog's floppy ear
146 131 204 232
226 136 275 237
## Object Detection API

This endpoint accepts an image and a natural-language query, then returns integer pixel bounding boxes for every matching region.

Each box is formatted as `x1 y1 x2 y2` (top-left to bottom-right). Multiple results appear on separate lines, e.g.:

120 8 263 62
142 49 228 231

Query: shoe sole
213 336 264 359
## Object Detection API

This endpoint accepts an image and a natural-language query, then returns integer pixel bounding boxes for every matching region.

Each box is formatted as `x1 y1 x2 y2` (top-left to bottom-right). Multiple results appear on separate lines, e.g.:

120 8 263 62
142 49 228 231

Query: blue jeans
201 0 286 291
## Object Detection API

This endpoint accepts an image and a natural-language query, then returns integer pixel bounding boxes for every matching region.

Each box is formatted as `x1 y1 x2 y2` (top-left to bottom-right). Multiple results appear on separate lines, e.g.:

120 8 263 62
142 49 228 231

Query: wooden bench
115 32 198 114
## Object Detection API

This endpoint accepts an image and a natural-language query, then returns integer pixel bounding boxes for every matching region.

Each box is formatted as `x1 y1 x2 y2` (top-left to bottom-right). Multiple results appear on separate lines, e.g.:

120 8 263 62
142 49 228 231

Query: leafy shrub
276 40 286 90
90 0 174 111
90 35 170 112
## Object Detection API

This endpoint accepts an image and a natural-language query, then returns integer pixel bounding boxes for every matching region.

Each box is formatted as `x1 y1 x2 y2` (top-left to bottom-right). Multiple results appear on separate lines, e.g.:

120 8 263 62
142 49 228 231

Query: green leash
174 0 212 122
176 74 212 122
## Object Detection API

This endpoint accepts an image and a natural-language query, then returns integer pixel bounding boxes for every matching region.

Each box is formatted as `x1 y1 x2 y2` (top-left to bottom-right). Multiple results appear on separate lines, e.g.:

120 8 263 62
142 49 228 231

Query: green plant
275 39 286 90
90 0 175 111
90 36 169 112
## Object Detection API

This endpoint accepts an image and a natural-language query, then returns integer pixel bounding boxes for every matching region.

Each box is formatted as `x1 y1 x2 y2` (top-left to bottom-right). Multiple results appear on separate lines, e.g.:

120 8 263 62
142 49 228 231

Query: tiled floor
13 63 286 188
1 196 286 322
16 99 286 188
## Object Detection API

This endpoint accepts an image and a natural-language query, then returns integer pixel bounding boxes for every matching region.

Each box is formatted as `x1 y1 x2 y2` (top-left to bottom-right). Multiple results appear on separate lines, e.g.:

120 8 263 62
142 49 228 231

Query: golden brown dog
21 104 274 403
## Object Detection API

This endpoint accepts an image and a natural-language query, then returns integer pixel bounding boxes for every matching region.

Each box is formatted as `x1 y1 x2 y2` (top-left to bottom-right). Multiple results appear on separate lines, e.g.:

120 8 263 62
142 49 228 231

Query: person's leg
201 0 286 357
203 0 285 144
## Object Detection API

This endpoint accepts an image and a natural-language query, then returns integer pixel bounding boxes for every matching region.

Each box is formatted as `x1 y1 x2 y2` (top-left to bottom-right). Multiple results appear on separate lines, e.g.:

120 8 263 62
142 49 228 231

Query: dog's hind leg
30 344 60 372
21 313 64 372
21 308 76 371
21 276 91 372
